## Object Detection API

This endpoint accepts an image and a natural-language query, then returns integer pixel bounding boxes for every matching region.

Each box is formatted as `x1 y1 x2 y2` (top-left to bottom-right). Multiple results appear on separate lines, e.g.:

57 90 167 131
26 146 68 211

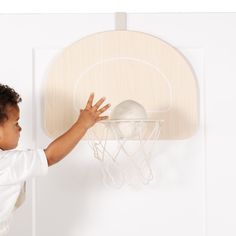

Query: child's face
0 105 21 150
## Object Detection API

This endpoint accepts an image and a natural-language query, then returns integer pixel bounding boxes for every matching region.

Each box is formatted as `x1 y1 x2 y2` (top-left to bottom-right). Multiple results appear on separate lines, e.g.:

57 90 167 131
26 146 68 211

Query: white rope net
88 120 163 188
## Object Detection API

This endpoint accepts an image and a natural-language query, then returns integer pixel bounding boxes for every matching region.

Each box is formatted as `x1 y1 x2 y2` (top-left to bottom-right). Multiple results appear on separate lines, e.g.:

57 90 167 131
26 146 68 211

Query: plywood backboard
43 30 199 140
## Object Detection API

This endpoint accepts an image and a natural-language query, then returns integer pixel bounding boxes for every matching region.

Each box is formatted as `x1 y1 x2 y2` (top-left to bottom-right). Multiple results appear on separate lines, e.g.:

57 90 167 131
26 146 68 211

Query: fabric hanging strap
115 12 127 30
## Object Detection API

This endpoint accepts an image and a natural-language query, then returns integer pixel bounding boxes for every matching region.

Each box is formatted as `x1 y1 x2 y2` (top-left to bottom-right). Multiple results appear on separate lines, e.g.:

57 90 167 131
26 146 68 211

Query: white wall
0 13 235 236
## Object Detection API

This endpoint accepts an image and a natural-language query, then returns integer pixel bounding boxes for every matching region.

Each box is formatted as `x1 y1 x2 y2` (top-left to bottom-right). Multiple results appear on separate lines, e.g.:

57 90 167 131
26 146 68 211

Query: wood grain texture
43 31 198 140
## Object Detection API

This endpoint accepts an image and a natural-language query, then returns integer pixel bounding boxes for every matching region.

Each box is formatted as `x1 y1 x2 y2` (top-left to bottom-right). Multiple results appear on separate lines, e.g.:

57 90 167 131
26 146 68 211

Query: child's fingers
85 93 94 109
92 97 106 111
97 116 109 121
97 103 111 114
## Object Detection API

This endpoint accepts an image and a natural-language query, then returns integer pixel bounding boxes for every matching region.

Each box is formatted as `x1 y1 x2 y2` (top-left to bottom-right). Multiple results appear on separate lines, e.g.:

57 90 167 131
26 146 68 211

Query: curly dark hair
0 84 22 124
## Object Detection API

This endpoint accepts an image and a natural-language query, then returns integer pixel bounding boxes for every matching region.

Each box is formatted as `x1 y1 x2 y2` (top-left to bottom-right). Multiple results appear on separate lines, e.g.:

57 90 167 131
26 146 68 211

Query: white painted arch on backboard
44 30 198 139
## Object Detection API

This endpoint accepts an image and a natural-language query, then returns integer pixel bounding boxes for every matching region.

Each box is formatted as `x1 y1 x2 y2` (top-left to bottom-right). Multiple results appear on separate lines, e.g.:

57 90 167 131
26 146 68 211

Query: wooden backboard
43 30 199 140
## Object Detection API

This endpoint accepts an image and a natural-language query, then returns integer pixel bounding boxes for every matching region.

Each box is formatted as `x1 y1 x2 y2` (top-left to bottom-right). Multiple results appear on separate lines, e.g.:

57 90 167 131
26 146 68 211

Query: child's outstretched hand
78 93 111 130
45 93 110 166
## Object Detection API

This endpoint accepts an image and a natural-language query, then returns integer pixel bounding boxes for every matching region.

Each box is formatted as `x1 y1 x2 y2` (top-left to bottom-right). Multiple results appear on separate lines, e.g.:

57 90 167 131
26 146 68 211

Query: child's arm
44 93 110 166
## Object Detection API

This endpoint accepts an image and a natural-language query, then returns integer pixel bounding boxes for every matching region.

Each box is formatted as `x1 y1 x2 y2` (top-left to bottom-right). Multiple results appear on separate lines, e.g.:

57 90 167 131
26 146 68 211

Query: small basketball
110 100 147 138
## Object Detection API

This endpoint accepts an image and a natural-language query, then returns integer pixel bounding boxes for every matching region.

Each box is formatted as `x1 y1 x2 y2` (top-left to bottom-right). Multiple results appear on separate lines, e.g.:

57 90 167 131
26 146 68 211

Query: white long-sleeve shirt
0 149 48 235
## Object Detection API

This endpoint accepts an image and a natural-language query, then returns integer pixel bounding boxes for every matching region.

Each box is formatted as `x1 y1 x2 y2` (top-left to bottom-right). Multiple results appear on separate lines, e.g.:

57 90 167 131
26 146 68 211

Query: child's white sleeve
0 149 48 185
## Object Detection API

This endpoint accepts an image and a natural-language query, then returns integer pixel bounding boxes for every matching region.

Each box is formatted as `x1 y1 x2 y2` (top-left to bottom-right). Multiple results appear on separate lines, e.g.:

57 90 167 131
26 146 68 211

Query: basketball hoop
88 119 163 188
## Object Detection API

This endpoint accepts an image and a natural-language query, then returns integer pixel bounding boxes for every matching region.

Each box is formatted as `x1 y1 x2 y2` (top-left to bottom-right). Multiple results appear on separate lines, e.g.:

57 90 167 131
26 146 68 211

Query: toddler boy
0 84 110 234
